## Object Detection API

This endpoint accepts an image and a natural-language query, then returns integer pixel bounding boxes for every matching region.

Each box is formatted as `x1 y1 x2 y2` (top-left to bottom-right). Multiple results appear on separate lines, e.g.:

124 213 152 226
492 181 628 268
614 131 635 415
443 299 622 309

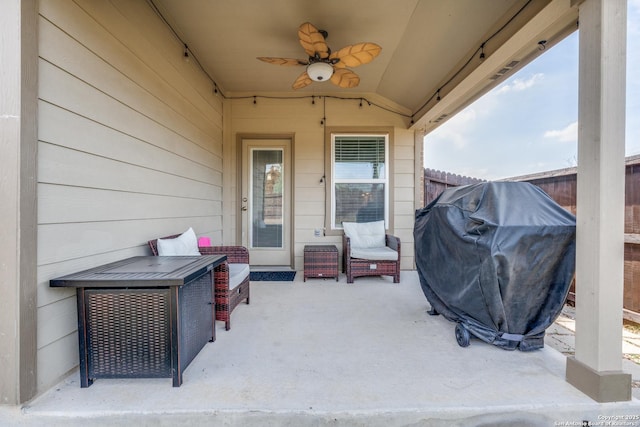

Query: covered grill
413 181 576 351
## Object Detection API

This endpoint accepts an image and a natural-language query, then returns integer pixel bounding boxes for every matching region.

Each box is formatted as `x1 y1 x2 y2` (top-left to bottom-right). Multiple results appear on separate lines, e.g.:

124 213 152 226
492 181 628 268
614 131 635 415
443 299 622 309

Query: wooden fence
423 169 486 204
424 155 640 317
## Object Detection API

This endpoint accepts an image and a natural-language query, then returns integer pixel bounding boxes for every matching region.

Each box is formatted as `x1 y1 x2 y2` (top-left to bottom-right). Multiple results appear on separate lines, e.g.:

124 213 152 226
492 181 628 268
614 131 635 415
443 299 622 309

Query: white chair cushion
350 246 398 261
157 227 201 256
343 220 385 249
229 263 250 288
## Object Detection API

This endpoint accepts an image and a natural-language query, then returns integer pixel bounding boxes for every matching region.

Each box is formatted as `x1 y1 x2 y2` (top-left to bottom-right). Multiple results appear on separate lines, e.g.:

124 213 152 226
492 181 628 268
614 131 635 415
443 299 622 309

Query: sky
424 0 640 180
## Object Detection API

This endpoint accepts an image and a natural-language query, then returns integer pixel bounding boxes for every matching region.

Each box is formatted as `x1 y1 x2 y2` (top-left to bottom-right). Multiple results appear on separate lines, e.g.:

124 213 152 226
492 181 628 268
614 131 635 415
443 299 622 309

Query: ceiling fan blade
330 68 360 88
330 43 382 68
292 71 313 90
298 22 329 59
257 57 307 66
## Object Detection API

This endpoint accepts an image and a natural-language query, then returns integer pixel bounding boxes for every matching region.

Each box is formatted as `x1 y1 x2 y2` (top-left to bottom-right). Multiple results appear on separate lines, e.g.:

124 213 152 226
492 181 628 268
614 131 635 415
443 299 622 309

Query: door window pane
251 149 283 248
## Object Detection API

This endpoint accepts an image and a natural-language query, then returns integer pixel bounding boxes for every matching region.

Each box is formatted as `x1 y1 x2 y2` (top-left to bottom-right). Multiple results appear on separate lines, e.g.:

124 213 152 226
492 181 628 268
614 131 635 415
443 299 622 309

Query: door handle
241 206 247 211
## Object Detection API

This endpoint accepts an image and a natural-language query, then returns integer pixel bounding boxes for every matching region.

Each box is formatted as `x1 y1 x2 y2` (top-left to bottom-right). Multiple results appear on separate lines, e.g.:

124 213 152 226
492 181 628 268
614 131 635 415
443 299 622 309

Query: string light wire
412 0 533 117
148 0 533 125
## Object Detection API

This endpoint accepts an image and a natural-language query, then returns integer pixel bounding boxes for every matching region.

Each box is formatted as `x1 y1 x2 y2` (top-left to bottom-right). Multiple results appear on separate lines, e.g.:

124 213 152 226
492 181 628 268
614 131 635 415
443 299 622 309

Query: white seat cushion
350 246 398 261
343 220 385 249
229 263 250 288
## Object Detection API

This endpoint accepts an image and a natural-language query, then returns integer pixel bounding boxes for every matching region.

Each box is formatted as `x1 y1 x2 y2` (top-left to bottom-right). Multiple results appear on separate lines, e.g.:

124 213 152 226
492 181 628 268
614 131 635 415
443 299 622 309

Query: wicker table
304 245 339 281
50 255 226 388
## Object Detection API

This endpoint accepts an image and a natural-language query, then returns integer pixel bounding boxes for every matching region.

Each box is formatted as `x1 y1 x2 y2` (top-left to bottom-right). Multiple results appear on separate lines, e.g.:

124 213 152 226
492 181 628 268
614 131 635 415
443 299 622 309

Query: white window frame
330 134 390 230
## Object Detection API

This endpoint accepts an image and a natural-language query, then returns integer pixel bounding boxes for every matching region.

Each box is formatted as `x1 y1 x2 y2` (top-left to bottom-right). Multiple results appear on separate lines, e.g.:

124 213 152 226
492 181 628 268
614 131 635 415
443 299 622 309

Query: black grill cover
414 181 576 351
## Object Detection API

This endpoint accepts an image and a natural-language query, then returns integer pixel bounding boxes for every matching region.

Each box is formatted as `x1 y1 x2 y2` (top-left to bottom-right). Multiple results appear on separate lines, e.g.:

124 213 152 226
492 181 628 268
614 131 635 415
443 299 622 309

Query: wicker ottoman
304 245 339 281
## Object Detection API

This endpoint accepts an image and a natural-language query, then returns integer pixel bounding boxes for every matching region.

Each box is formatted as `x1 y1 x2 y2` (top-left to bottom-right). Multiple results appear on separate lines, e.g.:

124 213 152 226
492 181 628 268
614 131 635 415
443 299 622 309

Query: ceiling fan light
307 62 334 82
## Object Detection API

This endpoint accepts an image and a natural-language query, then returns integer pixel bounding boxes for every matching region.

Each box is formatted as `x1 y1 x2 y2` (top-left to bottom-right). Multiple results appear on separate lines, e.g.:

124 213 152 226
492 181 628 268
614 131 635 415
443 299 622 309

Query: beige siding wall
229 96 415 271
37 0 223 392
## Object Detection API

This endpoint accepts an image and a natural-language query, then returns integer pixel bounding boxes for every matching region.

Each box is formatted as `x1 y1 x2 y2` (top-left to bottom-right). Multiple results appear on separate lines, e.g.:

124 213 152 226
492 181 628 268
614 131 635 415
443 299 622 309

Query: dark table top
50 255 226 288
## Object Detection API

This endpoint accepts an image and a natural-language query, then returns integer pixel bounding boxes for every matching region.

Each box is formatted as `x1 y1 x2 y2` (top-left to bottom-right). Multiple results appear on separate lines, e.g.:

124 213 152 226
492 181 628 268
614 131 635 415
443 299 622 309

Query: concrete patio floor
4 271 640 426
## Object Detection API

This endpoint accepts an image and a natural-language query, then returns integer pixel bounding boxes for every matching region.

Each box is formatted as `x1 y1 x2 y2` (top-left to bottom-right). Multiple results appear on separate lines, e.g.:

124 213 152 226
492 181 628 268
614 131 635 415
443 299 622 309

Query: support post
566 0 630 402
0 0 38 404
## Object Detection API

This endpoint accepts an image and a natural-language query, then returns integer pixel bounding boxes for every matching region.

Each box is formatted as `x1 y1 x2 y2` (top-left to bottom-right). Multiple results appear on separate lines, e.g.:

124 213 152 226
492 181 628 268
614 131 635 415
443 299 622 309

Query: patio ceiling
151 0 578 130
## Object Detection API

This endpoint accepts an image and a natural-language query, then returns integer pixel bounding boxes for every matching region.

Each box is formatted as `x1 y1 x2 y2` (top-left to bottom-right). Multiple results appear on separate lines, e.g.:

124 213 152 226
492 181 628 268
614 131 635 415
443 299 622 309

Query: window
251 149 283 248
331 134 389 229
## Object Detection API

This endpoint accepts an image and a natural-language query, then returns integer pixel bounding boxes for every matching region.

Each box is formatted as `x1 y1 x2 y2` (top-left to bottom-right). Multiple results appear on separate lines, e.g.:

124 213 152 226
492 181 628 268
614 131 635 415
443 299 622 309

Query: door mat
250 271 296 281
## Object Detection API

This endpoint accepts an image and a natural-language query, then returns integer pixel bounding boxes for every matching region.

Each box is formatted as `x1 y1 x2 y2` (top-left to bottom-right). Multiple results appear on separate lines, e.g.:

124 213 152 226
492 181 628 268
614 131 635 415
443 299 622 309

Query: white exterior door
241 138 292 266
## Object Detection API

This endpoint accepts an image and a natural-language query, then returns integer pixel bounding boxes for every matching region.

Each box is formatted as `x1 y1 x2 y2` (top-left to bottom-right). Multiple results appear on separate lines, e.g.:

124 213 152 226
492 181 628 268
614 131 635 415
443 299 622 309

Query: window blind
334 136 385 180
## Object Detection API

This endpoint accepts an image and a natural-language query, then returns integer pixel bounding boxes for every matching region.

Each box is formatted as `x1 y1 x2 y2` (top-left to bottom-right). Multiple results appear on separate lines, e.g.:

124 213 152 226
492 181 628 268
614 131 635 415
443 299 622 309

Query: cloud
496 73 544 94
544 121 578 142
429 108 477 149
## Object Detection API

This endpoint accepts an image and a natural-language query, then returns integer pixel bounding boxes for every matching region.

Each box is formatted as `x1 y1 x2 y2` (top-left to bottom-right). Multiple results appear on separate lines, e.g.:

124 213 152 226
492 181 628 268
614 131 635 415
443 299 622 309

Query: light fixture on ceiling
183 43 190 62
307 62 334 82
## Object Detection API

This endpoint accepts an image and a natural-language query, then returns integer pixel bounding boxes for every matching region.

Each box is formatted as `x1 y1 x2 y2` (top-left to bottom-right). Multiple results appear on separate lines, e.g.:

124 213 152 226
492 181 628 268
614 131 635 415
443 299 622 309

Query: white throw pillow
343 220 386 249
157 227 201 256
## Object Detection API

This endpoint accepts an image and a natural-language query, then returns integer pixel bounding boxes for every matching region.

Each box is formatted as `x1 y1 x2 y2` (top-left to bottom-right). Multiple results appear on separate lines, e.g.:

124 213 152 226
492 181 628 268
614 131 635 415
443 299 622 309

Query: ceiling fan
257 22 382 90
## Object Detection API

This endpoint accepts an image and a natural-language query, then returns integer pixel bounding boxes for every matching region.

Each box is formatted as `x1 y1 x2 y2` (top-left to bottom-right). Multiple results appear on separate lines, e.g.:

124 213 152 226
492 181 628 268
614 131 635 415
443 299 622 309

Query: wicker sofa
148 234 250 331
342 220 401 284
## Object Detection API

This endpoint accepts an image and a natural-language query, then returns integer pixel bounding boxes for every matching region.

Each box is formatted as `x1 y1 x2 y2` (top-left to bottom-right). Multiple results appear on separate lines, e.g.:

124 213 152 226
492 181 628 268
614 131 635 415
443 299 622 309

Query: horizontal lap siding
231 97 415 271
394 128 416 266
37 0 223 392
233 98 327 271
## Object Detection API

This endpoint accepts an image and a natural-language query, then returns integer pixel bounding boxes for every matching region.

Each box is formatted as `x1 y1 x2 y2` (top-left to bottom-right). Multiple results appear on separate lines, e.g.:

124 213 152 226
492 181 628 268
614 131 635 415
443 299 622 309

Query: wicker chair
342 221 401 284
148 235 250 331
